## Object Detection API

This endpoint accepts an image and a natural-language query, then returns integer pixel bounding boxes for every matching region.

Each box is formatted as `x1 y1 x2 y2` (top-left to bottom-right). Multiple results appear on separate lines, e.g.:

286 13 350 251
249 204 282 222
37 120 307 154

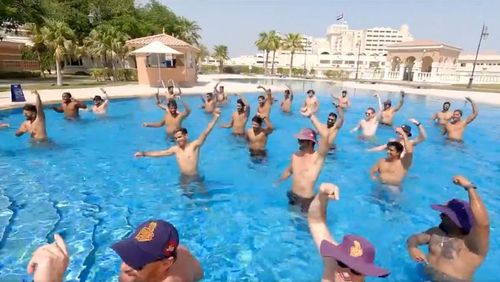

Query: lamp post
355 41 362 80
303 37 309 77
467 24 489 88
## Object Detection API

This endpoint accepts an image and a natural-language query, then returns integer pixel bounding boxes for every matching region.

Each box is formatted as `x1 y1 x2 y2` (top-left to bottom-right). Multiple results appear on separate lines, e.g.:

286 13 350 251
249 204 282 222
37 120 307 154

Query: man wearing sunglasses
309 183 390 281
406 176 489 282
350 93 383 139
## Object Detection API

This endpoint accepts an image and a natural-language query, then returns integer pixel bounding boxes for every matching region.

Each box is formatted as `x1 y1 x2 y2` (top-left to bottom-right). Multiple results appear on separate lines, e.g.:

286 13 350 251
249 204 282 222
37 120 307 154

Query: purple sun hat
431 199 474 232
320 235 390 277
294 128 317 143
111 220 179 270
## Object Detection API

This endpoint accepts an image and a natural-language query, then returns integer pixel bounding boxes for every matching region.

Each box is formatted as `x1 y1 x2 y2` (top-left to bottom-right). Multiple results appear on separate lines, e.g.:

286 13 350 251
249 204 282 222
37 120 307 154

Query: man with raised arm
432 101 452 126
370 127 413 187
276 108 330 212
350 93 383 139
407 175 489 282
200 93 216 113
143 97 191 136
92 88 110 114
310 103 344 150
52 92 87 119
280 87 293 113
135 109 220 176
308 183 390 282
246 113 274 156
15 90 48 141
256 85 273 116
213 82 228 104
443 97 478 142
332 90 350 109
220 94 250 136
380 91 405 126
368 118 426 153
302 89 319 114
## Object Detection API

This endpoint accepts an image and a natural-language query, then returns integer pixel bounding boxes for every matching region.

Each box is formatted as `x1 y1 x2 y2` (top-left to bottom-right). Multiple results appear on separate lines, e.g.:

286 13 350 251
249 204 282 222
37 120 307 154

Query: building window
320 60 330 64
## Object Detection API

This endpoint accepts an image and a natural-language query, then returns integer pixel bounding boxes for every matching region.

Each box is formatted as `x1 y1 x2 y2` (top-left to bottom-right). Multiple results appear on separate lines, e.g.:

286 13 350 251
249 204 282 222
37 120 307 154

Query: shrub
0 71 41 79
200 65 218 74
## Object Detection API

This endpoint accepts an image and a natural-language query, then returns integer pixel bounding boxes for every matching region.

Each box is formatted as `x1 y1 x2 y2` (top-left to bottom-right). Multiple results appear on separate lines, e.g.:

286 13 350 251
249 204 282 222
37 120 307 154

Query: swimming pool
0 81 499 281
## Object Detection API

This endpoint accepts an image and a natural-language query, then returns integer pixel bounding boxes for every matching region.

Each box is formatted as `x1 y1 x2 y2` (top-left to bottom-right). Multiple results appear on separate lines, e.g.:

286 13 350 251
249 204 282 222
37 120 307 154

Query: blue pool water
0 80 499 281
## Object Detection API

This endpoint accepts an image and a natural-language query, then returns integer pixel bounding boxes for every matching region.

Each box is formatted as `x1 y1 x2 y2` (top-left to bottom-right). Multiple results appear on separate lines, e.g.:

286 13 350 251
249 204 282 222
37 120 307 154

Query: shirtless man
246 114 274 156
309 183 390 282
369 127 413 187
432 101 452 126
350 93 383 139
302 89 319 114
368 119 426 153
332 90 350 109
213 82 228 104
380 91 405 126
135 109 220 176
143 98 191 136
52 92 87 119
257 85 273 116
280 87 293 113
443 97 478 142
15 90 48 141
27 220 203 282
276 108 330 212
310 104 344 149
220 94 250 135
92 88 110 114
200 93 216 113
407 175 489 282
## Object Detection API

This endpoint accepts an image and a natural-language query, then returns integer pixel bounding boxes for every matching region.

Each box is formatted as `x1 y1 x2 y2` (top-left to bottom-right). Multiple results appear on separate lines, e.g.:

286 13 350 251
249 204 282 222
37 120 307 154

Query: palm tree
282 33 304 77
26 23 51 77
84 25 130 71
40 19 76 85
255 32 270 75
172 16 201 46
267 30 281 76
195 44 209 72
212 45 229 73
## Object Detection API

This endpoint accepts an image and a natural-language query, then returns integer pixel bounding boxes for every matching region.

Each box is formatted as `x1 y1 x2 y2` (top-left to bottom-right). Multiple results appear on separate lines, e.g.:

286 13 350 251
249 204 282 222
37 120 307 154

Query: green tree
282 33 304 77
213 45 229 73
268 30 281 76
255 32 271 75
40 19 76 85
84 25 130 74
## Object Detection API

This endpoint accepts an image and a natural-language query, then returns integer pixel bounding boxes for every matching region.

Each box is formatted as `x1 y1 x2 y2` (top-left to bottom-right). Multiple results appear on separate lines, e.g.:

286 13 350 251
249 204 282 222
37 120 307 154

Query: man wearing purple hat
407 176 490 282
113 220 203 282
276 108 330 212
309 183 390 281
380 91 405 126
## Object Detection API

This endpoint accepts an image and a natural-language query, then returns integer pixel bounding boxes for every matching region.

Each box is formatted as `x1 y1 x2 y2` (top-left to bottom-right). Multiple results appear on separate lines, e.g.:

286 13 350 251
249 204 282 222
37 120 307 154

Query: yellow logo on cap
135 222 157 242
350 240 363 257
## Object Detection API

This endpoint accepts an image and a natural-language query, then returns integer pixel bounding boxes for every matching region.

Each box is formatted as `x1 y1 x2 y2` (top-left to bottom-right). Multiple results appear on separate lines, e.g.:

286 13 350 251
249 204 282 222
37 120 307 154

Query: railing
414 72 432 82
385 71 400 80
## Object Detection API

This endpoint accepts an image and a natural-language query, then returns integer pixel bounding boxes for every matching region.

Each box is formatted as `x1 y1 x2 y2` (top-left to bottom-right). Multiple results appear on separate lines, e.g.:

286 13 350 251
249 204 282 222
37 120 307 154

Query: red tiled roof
127 34 199 51
387 40 461 50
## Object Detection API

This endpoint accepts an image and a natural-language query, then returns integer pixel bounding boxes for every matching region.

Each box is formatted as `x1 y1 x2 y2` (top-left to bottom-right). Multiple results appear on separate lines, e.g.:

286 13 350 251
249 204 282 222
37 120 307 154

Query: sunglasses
328 119 335 122
337 261 362 276
365 112 372 116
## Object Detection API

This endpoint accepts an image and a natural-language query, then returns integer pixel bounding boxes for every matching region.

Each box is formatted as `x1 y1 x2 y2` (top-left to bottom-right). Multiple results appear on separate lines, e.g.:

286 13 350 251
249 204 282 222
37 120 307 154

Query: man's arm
334 105 344 129
15 122 27 137
308 183 338 250
454 176 489 256
302 108 329 156
406 228 436 263
276 160 293 185
398 127 413 169
180 98 191 118
465 97 478 125
74 99 87 109
262 116 274 135
220 116 233 128
238 94 251 117
32 90 45 121
134 146 176 158
393 91 405 112
350 120 362 133
309 113 327 137
369 160 381 181
374 93 383 121
367 144 387 152
194 109 220 146
177 86 182 96
143 119 166 128
409 119 427 146
213 82 220 94
52 105 63 113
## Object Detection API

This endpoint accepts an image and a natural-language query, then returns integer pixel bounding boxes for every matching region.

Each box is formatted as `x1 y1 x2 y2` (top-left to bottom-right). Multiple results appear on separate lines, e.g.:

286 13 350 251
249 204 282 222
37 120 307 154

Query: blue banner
10 84 26 102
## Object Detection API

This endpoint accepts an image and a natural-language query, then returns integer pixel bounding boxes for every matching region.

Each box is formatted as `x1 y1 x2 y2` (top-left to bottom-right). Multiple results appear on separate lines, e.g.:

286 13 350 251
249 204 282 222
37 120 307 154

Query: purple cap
431 199 474 232
111 220 179 270
294 128 317 143
320 235 390 277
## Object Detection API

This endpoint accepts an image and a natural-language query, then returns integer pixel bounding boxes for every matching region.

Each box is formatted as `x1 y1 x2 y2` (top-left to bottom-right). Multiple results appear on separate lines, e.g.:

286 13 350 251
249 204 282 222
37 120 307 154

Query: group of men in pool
15 83 488 282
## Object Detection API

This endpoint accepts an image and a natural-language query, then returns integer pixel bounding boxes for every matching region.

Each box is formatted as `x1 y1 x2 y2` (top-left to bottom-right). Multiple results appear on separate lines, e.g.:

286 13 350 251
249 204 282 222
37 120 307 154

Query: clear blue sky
137 0 498 57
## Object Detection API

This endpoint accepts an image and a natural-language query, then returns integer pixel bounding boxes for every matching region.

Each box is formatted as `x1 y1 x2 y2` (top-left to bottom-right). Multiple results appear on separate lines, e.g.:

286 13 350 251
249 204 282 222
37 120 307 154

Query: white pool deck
1 74 499 110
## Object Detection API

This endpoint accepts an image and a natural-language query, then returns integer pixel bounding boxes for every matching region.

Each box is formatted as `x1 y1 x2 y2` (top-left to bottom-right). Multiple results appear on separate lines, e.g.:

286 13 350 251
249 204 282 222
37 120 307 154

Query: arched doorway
421 56 433 72
391 56 401 71
403 56 416 81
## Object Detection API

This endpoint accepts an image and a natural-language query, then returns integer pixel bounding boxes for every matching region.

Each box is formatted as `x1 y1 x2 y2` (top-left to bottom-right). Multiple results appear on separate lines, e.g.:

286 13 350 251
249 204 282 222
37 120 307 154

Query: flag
336 13 344 21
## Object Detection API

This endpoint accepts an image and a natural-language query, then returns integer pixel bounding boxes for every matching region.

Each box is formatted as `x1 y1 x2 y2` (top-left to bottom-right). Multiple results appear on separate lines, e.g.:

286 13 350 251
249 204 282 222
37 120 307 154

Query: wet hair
307 89 315 95
23 104 37 113
236 99 244 107
258 95 265 100
285 89 290 94
93 95 103 101
454 109 463 116
367 107 376 113
387 141 404 154
443 101 451 106
206 92 213 98
167 99 178 108
167 86 174 89
342 90 347 94
174 128 188 135
219 85 224 89
62 92 72 98
384 100 392 106
252 115 263 125
328 112 337 119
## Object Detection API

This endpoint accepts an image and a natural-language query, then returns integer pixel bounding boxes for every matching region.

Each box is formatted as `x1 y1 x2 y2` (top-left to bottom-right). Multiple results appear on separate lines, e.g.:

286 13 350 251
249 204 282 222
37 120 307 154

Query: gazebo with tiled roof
127 33 199 86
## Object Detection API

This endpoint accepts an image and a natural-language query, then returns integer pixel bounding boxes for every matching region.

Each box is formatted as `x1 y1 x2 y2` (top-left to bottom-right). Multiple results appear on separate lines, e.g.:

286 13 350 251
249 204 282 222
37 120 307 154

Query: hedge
0 71 41 79
89 68 137 82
